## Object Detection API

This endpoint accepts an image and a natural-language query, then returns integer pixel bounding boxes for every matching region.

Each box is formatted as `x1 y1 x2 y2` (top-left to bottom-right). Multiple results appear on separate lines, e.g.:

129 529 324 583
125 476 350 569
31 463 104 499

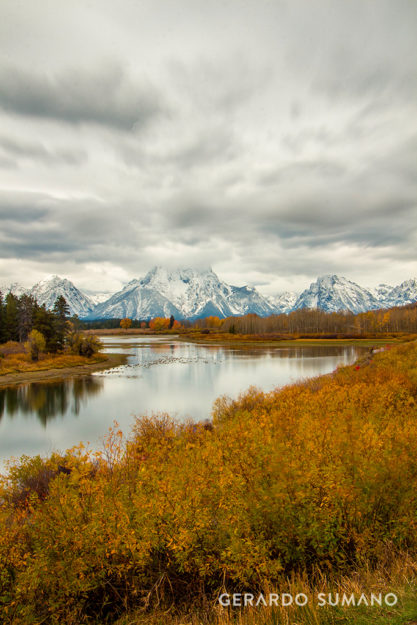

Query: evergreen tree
17 294 36 342
52 296 70 351
33 305 56 352
5 293 19 342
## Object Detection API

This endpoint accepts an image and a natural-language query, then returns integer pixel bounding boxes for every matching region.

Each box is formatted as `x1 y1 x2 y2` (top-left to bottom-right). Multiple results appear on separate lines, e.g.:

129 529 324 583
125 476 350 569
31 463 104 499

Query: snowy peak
382 279 417 308
30 275 94 317
293 274 380 314
3 270 417 320
90 266 276 320
370 283 394 301
267 291 298 313
84 291 115 305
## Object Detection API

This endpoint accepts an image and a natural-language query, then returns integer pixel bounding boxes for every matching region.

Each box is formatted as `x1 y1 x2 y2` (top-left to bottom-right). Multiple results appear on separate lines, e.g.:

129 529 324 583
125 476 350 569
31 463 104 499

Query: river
0 336 365 467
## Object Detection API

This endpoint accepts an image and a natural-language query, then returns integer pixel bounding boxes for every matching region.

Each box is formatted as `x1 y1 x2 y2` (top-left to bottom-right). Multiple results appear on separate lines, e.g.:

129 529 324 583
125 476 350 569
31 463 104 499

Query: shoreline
177 336 410 348
0 352 127 388
85 328 415 348
0 336 412 387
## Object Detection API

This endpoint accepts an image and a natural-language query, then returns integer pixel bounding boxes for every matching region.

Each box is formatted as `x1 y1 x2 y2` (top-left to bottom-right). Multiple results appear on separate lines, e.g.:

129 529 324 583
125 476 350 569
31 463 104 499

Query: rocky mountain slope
29 275 95 317
293 275 381 314
2 270 417 319
90 267 277 320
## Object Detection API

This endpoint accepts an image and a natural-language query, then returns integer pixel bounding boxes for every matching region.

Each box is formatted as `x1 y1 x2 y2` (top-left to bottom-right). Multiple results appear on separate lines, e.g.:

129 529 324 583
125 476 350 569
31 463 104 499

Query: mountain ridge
2 269 417 319
29 275 95 318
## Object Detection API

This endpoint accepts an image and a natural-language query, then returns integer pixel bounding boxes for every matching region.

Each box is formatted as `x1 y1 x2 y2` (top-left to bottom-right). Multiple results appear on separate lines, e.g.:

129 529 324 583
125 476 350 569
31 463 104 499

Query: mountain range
2 268 417 320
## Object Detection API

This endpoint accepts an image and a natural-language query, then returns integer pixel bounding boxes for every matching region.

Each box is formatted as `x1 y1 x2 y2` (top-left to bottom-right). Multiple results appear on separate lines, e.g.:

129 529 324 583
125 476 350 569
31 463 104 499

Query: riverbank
1 340 417 623
0 352 127 388
85 328 154 335
178 333 415 348
85 327 416 347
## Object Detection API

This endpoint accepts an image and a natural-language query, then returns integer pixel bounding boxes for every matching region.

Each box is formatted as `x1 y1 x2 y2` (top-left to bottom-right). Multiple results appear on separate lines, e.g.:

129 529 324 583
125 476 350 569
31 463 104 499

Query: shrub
1 341 417 623
68 332 102 358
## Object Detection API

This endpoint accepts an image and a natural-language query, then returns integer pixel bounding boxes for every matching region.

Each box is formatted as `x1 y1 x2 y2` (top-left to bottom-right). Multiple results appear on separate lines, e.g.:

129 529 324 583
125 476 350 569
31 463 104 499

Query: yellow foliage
120 318 132 330
149 317 170 331
1 341 417 623
0 351 106 375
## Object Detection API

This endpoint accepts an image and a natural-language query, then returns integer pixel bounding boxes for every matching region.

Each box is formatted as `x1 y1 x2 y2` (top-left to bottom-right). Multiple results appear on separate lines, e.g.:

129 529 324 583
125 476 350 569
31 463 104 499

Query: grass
85 328 417 348
178 332 416 348
0 340 107 376
0 350 107 376
113 554 417 624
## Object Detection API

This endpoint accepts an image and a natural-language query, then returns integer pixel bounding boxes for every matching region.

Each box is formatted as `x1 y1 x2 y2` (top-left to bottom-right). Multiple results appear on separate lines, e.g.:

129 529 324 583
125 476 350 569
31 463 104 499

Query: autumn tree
149 317 170 331
25 329 46 361
120 318 132 331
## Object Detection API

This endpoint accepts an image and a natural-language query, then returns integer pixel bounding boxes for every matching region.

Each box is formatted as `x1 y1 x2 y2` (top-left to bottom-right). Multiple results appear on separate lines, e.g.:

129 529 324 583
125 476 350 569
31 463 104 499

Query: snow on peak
267 291 298 313
30 275 94 317
6 270 417 320
382 278 417 308
91 265 276 320
294 274 380 313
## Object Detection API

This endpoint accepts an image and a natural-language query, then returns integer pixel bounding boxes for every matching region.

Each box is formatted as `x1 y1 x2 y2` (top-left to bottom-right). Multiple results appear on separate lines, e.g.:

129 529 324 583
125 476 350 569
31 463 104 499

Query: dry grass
114 553 417 625
0 349 107 375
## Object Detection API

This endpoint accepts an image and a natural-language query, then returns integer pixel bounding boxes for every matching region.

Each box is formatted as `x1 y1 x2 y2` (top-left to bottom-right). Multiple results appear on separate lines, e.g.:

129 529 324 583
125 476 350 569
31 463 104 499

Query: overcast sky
0 0 416 296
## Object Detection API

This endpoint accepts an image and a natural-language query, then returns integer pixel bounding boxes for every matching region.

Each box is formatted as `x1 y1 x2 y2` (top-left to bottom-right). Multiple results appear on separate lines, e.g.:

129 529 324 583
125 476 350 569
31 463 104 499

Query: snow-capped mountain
267 291 298 314
293 275 381 314
370 283 394 302
30 275 95 317
90 266 277 320
84 290 115 305
4 270 417 320
381 279 417 308
91 277 183 320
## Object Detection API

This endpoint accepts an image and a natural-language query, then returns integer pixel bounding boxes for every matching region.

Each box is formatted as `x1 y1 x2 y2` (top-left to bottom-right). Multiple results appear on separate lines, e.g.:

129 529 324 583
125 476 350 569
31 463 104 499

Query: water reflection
0 337 364 465
0 376 103 426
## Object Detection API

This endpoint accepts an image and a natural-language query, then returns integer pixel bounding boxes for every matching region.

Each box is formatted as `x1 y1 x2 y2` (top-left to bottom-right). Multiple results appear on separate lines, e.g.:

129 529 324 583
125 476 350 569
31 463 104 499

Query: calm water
0 337 364 466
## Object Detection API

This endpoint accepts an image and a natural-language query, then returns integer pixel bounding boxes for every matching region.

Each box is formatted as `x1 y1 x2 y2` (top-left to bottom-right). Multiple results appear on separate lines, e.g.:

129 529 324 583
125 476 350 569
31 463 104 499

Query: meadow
1 340 417 624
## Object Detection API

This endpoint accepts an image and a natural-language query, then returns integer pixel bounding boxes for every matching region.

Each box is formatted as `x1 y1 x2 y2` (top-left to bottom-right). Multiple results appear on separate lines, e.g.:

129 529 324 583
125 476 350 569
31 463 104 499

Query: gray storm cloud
0 0 415 294
0 63 163 131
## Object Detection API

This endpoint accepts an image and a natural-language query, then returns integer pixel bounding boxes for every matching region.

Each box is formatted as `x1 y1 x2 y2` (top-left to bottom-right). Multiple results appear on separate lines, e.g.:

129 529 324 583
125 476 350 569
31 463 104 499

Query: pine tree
18 294 36 342
5 292 19 342
52 296 70 351
33 305 56 352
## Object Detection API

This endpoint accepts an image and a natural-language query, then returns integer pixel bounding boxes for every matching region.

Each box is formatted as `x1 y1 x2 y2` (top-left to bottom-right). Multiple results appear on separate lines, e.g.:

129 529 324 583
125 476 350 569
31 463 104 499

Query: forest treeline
2 288 417 339
0 292 101 363
79 302 417 336
0 291 72 351
192 302 417 335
